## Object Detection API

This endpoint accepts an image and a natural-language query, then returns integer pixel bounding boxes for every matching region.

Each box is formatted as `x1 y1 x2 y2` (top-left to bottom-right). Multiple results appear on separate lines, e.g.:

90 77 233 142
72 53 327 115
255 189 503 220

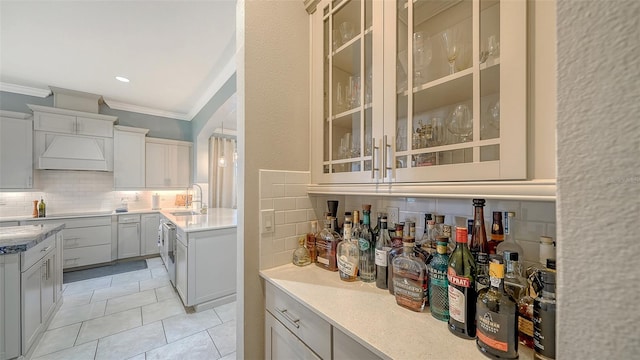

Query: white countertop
161 208 237 233
260 264 534 360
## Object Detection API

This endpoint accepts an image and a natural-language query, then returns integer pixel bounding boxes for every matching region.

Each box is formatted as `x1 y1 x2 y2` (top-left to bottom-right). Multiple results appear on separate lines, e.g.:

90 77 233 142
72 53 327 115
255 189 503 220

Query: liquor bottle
448 227 477 339
496 212 524 258
488 211 504 254
502 251 535 349
392 235 427 312
38 196 46 218
429 236 450 321
292 237 311 267
352 210 362 240
307 221 318 263
476 256 519 359
375 216 392 289
470 199 490 293
534 269 556 360
424 215 435 254
358 205 376 282
539 236 556 265
337 221 359 281
373 212 382 239
327 200 340 233
315 219 341 271
387 222 405 295
343 212 353 238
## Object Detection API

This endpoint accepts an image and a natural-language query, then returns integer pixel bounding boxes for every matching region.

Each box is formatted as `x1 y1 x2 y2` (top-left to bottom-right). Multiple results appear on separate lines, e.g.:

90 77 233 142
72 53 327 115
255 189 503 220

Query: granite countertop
260 264 534 360
161 208 237 233
0 223 65 254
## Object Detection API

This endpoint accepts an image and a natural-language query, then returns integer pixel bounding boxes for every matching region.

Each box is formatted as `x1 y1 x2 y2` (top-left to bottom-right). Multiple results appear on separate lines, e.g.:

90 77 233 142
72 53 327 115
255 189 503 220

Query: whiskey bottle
358 205 376 282
470 199 490 293
392 235 427 312
496 212 524 259
337 221 359 281
448 227 477 339
307 221 318 263
315 219 341 272
503 251 535 349
488 211 504 254
388 222 405 295
533 269 556 360
476 256 519 359
429 236 450 321
375 216 392 289
292 237 311 267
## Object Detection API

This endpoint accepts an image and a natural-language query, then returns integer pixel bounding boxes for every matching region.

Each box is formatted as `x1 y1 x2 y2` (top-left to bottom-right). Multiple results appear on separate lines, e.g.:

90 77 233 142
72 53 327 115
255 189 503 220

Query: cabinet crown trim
114 125 150 134
27 104 118 122
146 137 193 147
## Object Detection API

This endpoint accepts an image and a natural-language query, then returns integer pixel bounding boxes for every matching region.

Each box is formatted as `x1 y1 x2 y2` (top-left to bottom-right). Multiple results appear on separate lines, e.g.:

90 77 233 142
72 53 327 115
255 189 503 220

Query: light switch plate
260 209 275 234
387 207 399 227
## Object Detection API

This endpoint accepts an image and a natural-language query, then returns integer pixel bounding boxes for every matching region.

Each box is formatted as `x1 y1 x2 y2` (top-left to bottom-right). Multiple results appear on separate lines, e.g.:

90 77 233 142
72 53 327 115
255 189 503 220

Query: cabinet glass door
388 0 526 182
319 0 379 181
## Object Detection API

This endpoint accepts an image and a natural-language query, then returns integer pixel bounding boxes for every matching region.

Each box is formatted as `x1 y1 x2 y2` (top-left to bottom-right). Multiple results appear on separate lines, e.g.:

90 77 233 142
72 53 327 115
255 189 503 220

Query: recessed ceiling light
115 76 130 83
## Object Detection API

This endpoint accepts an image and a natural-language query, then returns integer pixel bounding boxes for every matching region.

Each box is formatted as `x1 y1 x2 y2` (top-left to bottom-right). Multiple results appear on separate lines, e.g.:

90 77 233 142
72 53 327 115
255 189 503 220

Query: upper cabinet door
311 0 384 184
0 116 33 189
386 0 527 182
33 112 75 134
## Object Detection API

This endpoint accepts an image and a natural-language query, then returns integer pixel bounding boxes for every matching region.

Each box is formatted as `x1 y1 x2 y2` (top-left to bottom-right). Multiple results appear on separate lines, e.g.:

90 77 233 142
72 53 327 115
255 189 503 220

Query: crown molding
186 56 237 121
0 82 51 98
103 99 191 121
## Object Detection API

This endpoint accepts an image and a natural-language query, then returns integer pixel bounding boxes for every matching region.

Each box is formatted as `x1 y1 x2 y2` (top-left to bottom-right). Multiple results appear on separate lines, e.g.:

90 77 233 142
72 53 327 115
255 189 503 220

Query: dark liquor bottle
448 227 477 339
358 205 376 282
388 223 405 295
488 211 504 254
470 199 490 293
38 196 46 218
315 219 341 272
429 236 450 321
375 216 392 289
534 269 556 360
392 235 427 312
476 256 519 359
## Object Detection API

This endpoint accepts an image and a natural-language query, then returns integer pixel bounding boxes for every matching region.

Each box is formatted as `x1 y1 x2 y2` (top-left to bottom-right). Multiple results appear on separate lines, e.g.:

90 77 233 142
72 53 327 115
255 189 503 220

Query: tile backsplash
258 169 556 269
0 170 194 217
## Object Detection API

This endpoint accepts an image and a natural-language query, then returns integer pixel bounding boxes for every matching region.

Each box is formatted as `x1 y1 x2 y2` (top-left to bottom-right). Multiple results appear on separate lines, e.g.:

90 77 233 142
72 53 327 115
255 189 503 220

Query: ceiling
0 0 237 122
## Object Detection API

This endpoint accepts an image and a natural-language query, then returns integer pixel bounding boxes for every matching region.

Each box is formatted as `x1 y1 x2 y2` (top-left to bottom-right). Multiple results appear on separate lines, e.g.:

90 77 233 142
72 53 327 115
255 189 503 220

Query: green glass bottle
448 227 477 339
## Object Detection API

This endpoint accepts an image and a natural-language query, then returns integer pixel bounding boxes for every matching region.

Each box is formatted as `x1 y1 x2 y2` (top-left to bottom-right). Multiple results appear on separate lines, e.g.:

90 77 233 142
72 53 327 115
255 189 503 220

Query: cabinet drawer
265 282 331 360
63 244 111 269
34 112 75 133
24 216 112 228
76 117 113 137
63 226 111 248
21 235 55 272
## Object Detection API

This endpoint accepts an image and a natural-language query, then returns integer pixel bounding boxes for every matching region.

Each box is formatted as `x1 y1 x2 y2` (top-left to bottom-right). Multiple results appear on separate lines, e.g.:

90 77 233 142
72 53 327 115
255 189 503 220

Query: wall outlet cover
387 207 399 227
260 209 275 234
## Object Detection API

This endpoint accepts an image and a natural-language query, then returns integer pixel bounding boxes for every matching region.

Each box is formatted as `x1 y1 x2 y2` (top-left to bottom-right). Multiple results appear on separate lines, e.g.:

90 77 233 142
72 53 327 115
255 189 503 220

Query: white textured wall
556 0 640 357
237 1 310 358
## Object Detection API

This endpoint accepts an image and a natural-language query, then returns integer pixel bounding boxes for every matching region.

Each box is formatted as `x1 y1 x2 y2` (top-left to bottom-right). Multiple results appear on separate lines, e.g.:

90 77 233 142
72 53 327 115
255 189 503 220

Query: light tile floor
31 257 236 360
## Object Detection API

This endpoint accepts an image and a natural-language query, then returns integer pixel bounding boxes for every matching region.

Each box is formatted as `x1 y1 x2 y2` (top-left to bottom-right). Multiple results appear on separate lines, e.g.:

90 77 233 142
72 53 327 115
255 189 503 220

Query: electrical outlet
387 207 399 227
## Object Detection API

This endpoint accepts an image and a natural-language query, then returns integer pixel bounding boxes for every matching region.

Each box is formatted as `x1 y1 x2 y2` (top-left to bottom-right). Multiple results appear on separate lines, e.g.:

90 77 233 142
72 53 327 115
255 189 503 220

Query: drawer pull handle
41 246 51 252
276 307 300 328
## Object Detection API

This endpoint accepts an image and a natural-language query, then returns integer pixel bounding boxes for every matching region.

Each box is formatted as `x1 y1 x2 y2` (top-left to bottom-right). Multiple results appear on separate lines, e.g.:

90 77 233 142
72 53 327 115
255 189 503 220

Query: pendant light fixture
218 122 227 168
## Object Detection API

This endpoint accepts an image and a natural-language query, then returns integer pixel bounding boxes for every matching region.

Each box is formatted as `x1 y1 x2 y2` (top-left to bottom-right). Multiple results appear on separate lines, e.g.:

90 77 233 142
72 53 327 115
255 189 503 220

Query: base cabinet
141 213 160 256
265 312 320 360
117 217 141 259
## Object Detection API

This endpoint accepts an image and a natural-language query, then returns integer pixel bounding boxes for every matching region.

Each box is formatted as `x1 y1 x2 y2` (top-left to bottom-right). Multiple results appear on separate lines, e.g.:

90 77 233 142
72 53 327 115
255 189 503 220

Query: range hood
38 134 112 171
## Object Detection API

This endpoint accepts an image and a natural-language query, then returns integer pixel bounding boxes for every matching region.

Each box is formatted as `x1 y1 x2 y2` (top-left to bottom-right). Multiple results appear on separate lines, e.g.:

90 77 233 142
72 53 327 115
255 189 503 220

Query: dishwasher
161 221 177 287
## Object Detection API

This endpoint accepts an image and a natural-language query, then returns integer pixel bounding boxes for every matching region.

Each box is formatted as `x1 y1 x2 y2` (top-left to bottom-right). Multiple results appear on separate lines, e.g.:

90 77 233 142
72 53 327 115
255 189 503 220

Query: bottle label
518 316 534 337
448 285 465 323
317 257 329 265
477 311 509 352
375 248 388 266
394 278 425 311
447 268 471 288
358 238 370 251
337 255 357 276
477 252 489 265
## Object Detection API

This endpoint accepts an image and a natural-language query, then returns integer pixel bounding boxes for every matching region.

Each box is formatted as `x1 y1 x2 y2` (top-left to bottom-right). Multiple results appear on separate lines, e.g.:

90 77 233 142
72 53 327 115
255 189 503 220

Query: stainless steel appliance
161 221 177 287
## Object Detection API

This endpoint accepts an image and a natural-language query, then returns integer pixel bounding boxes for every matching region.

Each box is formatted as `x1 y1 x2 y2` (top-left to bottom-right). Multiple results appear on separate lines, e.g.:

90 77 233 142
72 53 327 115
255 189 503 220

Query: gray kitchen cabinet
141 213 160 256
333 327 381 360
265 311 320 360
114 125 149 189
117 214 141 259
0 111 33 189
145 137 192 188
30 104 116 137
175 232 188 303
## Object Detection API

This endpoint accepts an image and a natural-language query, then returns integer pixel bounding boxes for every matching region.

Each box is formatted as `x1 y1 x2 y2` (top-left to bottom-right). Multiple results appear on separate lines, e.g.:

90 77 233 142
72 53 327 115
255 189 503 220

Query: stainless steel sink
170 210 201 216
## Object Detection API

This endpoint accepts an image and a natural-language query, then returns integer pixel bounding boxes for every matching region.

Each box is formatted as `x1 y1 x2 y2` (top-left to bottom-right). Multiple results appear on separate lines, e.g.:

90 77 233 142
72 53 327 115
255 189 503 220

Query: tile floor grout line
206 327 224 359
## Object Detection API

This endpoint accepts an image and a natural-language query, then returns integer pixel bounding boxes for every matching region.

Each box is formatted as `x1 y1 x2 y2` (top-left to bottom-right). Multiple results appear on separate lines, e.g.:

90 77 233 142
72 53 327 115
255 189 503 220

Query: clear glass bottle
307 221 318 263
534 269 557 360
337 221 359 281
292 237 311 267
476 257 519 359
375 216 392 289
488 211 504 254
470 199 490 293
392 236 427 312
358 205 376 282
343 211 353 238
315 219 341 272
448 227 477 339
352 210 362 240
425 218 436 255
429 236 450 321
496 212 524 258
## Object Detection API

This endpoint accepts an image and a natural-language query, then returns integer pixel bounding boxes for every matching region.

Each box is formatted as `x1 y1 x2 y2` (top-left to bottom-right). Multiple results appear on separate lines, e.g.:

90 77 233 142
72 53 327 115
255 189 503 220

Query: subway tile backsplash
0 170 192 217
257 169 557 269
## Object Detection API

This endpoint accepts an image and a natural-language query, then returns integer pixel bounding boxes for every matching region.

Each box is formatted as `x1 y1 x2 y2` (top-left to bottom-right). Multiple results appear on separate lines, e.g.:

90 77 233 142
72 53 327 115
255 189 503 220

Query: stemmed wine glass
447 104 473 143
441 28 458 75
413 32 433 85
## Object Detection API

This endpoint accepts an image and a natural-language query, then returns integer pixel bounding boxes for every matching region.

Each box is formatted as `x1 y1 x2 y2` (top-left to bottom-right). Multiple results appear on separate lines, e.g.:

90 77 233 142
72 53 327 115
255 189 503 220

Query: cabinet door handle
276 307 300 328
383 135 393 181
371 137 379 179
27 176 32 187
47 258 50 280
41 246 51 253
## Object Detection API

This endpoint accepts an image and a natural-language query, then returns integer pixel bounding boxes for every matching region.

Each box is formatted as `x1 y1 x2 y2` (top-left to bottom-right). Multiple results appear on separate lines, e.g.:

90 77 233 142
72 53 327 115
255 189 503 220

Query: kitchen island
261 264 534 360
1 223 64 360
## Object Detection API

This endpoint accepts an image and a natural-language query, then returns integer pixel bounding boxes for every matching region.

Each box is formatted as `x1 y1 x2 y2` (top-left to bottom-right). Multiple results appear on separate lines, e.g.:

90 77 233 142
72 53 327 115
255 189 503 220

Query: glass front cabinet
310 0 527 185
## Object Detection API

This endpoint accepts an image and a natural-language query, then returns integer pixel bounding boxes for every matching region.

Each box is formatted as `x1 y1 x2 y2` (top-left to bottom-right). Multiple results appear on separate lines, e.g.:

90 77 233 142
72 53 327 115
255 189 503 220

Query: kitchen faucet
186 183 204 212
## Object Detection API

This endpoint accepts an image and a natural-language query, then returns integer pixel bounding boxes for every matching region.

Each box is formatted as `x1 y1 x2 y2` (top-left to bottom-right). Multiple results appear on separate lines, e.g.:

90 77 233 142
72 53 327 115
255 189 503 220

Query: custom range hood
30 88 118 171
